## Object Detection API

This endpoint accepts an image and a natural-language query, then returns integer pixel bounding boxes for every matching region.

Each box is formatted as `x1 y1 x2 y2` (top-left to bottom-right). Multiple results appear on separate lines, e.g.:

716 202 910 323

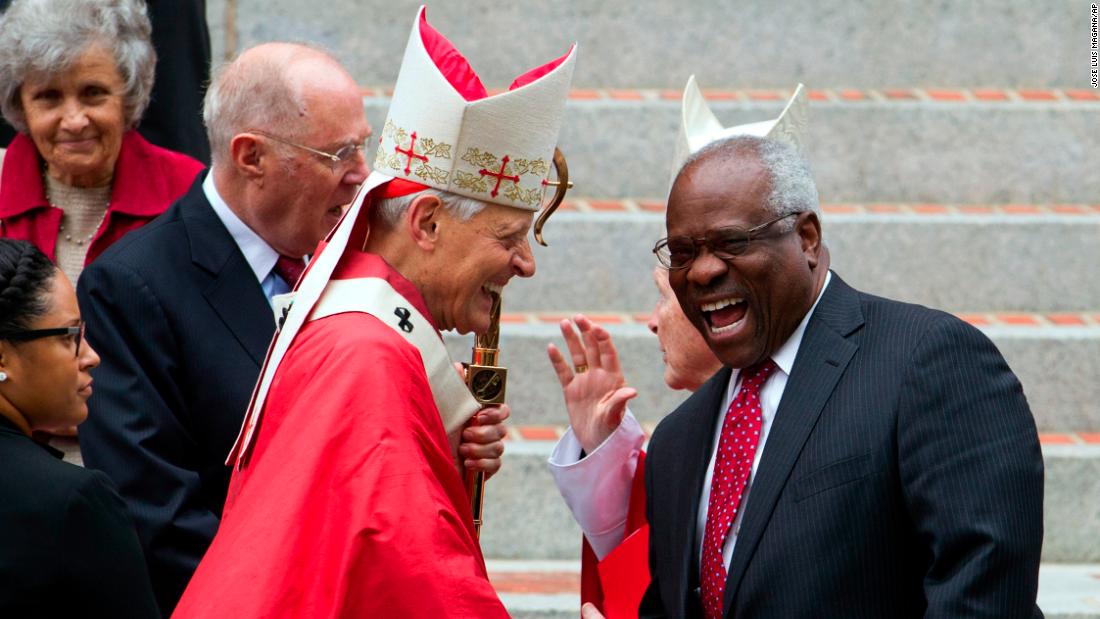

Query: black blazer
77 173 274 615
0 416 159 618
640 274 1044 618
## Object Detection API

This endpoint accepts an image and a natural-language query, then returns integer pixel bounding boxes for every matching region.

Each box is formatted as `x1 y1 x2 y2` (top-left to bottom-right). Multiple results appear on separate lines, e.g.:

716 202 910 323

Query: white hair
0 0 156 133
681 135 820 230
374 188 487 228
203 43 339 166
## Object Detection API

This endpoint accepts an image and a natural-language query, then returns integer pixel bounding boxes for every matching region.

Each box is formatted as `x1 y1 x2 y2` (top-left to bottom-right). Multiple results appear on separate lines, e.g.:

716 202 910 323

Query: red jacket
0 130 203 265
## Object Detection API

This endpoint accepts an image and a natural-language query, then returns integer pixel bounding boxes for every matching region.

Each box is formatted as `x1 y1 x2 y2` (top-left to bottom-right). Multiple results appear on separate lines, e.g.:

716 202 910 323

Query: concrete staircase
212 0 1099 615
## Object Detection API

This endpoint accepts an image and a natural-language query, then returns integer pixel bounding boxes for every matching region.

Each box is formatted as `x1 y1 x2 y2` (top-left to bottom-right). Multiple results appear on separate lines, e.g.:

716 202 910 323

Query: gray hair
0 0 155 133
203 43 338 166
374 189 487 228
681 135 820 230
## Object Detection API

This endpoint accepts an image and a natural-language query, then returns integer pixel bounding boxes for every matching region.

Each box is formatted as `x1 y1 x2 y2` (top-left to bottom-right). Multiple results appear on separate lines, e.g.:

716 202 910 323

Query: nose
685 246 727 287
512 238 536 278
342 154 370 185
647 300 660 335
79 340 101 371
59 99 90 134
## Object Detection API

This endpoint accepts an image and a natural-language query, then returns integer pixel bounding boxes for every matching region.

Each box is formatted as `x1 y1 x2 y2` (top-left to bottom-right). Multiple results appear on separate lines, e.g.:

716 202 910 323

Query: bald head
203 43 357 166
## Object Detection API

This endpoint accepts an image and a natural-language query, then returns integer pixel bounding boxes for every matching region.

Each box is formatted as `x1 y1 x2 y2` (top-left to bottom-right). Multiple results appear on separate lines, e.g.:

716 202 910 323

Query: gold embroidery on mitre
376 120 453 182
453 170 490 193
458 147 548 207
502 184 543 206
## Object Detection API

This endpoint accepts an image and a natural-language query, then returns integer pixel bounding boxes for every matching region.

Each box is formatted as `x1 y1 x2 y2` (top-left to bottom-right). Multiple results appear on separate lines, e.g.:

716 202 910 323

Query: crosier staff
464 292 505 539
463 148 573 540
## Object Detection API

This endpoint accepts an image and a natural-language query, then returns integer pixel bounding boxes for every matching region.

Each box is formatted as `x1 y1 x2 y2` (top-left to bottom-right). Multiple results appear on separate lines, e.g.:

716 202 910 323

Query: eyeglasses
652 212 802 270
250 130 369 172
0 321 85 358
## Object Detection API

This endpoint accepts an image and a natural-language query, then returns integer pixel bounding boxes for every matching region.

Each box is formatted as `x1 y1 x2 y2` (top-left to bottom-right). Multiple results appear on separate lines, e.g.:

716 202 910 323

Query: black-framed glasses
653 212 802 270
250 129 369 172
0 321 85 357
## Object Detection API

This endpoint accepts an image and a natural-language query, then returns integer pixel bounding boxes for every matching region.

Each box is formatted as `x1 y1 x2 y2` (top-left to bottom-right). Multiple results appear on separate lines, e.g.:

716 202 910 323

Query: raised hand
547 314 638 454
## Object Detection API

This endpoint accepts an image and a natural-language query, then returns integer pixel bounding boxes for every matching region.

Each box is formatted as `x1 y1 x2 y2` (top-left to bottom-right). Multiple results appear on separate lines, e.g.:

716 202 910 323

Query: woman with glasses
0 239 158 618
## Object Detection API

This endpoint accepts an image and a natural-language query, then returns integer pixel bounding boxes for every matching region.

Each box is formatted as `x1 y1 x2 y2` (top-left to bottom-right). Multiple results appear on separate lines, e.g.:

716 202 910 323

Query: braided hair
0 239 57 335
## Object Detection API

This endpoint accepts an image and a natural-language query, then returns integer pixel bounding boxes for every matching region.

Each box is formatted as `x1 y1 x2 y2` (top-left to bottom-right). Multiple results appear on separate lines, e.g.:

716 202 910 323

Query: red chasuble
580 450 652 618
173 252 508 618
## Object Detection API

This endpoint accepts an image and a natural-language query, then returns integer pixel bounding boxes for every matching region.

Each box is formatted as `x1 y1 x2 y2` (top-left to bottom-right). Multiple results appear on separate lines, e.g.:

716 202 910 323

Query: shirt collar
729 270 833 387
0 131 178 219
0 133 49 217
770 270 832 377
0 415 63 458
203 173 279 283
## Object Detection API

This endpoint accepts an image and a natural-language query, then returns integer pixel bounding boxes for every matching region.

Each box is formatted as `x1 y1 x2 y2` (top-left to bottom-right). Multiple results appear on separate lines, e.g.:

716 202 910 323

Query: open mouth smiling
700 295 748 334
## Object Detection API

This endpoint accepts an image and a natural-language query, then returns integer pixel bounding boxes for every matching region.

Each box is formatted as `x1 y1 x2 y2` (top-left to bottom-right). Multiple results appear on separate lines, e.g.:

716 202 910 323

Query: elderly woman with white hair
0 0 203 287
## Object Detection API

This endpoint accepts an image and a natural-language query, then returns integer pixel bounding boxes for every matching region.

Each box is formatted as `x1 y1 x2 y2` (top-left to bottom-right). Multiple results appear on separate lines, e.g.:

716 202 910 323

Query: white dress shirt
549 272 832 571
203 173 289 304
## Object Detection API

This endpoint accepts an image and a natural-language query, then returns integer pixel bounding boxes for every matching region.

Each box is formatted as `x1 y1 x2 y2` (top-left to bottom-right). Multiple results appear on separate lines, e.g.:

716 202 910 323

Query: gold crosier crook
534 147 574 246
463 148 574 540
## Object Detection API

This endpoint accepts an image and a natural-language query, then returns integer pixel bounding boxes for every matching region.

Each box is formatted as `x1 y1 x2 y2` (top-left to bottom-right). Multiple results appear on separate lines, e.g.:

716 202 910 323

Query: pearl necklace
43 170 110 247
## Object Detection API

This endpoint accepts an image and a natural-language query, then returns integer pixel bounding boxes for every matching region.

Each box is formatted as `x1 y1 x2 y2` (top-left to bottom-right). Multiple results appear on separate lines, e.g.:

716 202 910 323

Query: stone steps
477 439 1100 564
444 319 1100 432
214 0 1082 89
494 206 1100 314
55 435 1100 564
488 560 1100 619
361 93 1100 202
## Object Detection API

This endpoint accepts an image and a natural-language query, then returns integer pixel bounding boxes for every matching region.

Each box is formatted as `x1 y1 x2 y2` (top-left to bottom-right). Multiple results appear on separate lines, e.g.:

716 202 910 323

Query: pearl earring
0 372 7 382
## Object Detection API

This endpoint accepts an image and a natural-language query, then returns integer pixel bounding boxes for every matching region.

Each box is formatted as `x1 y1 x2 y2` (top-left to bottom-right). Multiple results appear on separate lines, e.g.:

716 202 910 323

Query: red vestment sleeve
174 313 509 618
579 450 651 618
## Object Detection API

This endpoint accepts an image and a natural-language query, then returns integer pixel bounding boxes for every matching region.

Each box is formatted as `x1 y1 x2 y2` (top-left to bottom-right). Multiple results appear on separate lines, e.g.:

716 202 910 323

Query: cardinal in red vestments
173 6 577 618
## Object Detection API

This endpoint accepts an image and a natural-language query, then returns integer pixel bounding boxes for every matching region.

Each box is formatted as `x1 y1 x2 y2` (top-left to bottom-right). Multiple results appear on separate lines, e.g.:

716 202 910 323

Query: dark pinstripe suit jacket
640 273 1044 619
77 172 274 616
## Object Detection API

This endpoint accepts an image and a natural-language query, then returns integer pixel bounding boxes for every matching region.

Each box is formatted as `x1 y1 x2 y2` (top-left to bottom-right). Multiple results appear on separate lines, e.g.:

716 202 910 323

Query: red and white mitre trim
373 6 576 211
669 76 808 186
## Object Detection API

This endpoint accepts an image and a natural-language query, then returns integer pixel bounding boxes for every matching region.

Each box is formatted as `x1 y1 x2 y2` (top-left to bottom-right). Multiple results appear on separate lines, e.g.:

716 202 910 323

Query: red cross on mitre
394 131 429 176
479 155 521 198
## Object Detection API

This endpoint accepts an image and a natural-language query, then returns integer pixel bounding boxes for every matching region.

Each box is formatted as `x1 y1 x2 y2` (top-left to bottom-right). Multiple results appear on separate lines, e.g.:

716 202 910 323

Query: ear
796 211 823 269
229 133 267 180
0 340 15 380
406 194 444 251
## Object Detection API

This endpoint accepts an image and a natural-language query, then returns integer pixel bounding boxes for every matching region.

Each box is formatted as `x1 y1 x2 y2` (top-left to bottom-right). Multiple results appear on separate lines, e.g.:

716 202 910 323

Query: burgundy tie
273 255 306 288
699 359 778 619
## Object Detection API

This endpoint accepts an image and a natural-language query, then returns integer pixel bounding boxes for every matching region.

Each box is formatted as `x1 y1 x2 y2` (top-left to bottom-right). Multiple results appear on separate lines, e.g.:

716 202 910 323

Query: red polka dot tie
273 255 306 288
700 359 778 619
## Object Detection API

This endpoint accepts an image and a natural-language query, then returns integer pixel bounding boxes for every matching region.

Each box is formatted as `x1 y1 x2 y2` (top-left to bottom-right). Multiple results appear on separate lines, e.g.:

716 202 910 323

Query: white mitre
372 5 576 210
669 76 808 188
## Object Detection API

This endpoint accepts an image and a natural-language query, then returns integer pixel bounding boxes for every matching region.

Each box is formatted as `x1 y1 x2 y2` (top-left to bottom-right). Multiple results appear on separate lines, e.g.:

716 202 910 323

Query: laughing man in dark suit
582 134 1044 619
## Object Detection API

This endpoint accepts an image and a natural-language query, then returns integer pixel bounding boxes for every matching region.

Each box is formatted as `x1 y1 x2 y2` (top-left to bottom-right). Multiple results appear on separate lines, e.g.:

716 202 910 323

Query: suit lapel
722 275 864 615
180 175 274 365
669 367 732 617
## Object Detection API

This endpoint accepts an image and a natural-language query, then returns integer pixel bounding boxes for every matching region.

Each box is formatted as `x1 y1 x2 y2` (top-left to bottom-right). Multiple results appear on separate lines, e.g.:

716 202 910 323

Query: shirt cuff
547 411 645 559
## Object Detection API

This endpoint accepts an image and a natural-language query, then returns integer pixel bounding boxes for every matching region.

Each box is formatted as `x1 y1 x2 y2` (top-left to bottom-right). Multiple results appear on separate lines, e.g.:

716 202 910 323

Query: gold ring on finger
574 364 589 374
